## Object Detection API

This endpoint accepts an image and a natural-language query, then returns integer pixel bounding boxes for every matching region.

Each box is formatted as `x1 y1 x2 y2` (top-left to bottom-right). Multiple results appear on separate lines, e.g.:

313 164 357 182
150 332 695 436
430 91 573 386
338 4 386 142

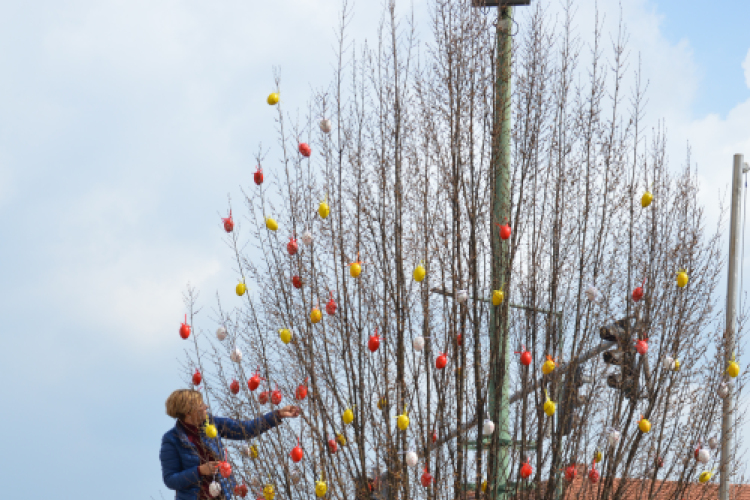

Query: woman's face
185 400 208 425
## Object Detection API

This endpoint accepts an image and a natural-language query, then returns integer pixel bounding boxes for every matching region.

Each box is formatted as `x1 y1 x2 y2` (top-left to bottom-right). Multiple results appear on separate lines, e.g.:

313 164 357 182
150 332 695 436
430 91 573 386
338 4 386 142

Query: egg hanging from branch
436 352 448 370
292 275 303 289
377 395 388 410
315 479 327 497
565 465 577 482
247 369 264 391
326 292 337 315
457 290 468 303
271 384 283 405
264 484 275 500
641 190 653 208
295 378 308 400
265 217 278 231
267 93 279 105
406 451 418 467
585 284 599 302
421 467 433 487
395 407 410 431
290 438 304 463
638 415 651 433
496 221 511 240
697 448 710 464
520 458 533 479
492 289 504 306
204 416 218 439
483 419 495 435
607 428 621 446
708 437 719 450
234 483 249 498
222 210 234 233
542 355 556 375
209 481 222 497
230 379 240 395
179 314 191 339
299 143 312 157
413 263 426 282
543 389 556 416
320 119 332 133
328 436 338 454
593 449 603 463
342 406 354 425
236 282 247 296
727 355 740 378
413 336 425 351
287 237 298 256
662 355 675 371
192 369 202 386
588 462 600 484
632 278 646 302
254 166 264 186
348 253 363 278
635 338 649 355
279 328 292 344
336 432 347 446
515 346 531 366
258 390 269 405
318 196 330 219
310 306 322 324
699 470 713 483
230 347 243 363
368 329 383 353
718 381 730 398
677 269 689 288
302 230 313 246
216 327 228 341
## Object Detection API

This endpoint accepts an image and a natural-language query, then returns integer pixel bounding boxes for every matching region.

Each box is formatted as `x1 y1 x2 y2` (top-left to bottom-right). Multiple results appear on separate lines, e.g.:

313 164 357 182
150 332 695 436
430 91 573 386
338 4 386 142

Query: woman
160 389 300 500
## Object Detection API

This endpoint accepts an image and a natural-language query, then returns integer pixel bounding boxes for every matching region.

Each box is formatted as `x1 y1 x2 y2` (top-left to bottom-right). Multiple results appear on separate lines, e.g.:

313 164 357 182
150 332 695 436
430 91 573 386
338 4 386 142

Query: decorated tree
175 1 746 500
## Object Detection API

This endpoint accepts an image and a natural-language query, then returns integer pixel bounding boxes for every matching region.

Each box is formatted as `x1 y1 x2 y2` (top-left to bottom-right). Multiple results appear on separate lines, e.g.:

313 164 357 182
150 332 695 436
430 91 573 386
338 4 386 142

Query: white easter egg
209 481 222 497
697 448 710 464
483 419 495 435
708 437 718 450
406 451 418 467
230 347 243 363
413 336 425 351
320 119 332 133
585 285 599 302
216 327 228 341
301 230 313 246
457 290 468 303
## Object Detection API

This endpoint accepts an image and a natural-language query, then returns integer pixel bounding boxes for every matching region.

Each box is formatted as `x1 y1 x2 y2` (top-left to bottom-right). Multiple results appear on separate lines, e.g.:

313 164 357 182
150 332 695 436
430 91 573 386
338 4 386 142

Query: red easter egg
520 462 533 479
436 353 447 370
258 391 269 405
219 461 232 478
222 210 234 233
292 276 303 289
421 469 433 487
234 484 248 498
295 379 308 400
290 444 304 463
635 339 649 355
326 294 337 315
368 334 381 353
565 464 577 482
500 224 511 240
520 351 532 366
192 369 202 386
179 314 191 339
230 379 240 395
254 166 264 185
456 333 462 346
432 430 437 443
299 143 312 157
287 238 298 256
248 371 263 391
328 438 338 454
588 467 600 484
271 388 282 405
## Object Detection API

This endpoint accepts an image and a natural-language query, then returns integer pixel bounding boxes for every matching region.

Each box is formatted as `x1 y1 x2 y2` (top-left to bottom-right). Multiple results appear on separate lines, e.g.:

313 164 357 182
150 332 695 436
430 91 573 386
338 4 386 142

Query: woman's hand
276 406 301 419
199 461 221 476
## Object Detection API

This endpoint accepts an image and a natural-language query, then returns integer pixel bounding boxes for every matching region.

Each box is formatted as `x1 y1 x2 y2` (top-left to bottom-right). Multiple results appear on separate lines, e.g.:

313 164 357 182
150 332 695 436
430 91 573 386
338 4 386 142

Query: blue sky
0 1 749 499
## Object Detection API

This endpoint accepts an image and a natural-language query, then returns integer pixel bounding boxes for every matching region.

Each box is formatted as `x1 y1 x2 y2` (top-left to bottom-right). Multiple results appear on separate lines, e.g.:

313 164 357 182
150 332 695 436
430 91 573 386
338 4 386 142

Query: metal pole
720 154 744 500
488 6 513 500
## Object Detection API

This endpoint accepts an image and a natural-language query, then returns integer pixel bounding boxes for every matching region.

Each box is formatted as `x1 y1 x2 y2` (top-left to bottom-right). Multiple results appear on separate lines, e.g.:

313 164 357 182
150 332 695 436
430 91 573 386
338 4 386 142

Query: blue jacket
160 412 281 500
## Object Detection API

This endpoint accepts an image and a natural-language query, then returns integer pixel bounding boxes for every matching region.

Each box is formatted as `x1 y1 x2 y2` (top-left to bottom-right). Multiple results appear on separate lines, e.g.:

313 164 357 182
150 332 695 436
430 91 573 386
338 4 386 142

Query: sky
0 0 749 499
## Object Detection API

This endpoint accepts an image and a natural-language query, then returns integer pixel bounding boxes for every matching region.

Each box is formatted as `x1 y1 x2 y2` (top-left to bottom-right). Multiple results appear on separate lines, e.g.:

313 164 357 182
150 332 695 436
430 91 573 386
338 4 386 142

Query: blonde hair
165 389 203 420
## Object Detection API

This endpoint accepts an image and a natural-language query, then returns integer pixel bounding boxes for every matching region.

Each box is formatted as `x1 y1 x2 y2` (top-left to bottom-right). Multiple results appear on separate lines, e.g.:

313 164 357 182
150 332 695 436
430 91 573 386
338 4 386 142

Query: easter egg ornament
632 278 646 302
247 369 265 391
483 419 495 435
265 217 278 231
258 390 269 405
432 430 438 444
677 269 689 288
718 381 730 398
638 415 651 433
607 427 621 446
301 229 313 246
290 469 301 485
222 210 234 233
318 195 330 219
697 448 710 464
421 467 433 487
496 220 511 240
727 353 740 378
436 352 448 370
279 328 292 344
315 478 327 497
406 451 418 467
327 436 338 454
413 336 426 351
457 289 468 303
204 416 218 439
320 119 332 133
179 314 191 339
267 92 279 105
368 329 383 353
326 291 337 315
310 306 322 324
216 326 228 341
254 165 264 186
413 262 426 282
515 345 532 366
299 142 312 157
292 275 303 289
348 252 363 278
263 484 275 500
593 449 603 464
662 355 675 371
295 378 309 400
708 437 719 450
699 469 714 484
336 432 347 447
543 389 556 416
565 464 577 482
192 369 202 386
588 462 600 484
287 236 298 256
585 284 600 303
395 406 410 431
641 190 653 208
271 384 283 405
234 483 249 498
542 355 556 375
342 406 355 425
377 395 388 410
635 338 649 355
230 379 240 395
520 458 533 480
230 346 243 363
209 481 222 497
236 282 247 296
219 450 232 478
492 289 505 306
290 438 304 463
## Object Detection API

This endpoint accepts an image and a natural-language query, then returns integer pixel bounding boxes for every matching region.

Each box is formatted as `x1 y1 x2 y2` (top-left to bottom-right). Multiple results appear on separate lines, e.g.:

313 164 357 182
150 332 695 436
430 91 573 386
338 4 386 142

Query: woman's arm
213 411 282 441
159 437 201 491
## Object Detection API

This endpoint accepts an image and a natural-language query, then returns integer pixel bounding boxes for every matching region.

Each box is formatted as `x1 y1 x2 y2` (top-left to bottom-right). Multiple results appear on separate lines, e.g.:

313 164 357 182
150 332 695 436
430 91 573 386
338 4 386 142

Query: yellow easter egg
377 397 387 410
593 450 602 463
319 202 330 219
727 360 740 378
544 400 556 417
342 408 354 425
397 414 410 431
279 329 292 344
205 423 218 439
315 481 327 497
641 191 653 208
677 270 689 288
674 359 681 371
639 418 651 433
492 290 504 306
250 444 258 459
236 283 247 296
264 484 275 500
542 359 556 375
265 218 278 231
310 308 322 324
481 481 487 493
350 263 362 278
267 93 279 105
336 433 347 446
413 265 426 282
699 471 712 483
